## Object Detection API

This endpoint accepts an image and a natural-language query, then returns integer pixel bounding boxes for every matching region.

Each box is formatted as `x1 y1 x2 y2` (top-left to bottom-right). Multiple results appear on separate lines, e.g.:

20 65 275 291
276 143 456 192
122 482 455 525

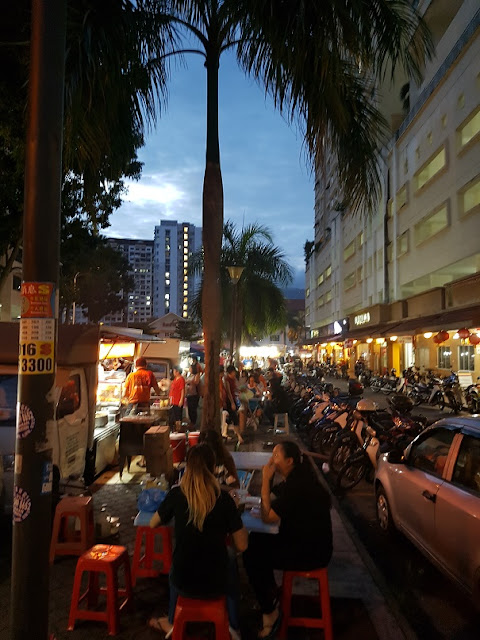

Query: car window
0 375 18 428
451 434 480 496
408 427 456 478
57 374 81 419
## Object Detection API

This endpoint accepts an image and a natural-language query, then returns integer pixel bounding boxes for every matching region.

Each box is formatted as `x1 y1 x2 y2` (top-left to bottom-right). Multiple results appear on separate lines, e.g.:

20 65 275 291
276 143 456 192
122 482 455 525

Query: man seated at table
243 441 333 639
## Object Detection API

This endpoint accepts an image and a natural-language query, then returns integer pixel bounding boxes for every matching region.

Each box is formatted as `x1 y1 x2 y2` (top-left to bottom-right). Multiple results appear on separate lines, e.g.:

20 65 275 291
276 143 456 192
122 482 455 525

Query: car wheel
376 485 395 534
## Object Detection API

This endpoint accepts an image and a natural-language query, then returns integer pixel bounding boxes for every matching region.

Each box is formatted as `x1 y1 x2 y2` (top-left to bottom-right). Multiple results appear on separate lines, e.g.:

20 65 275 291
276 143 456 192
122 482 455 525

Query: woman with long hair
149 444 248 638
198 428 240 488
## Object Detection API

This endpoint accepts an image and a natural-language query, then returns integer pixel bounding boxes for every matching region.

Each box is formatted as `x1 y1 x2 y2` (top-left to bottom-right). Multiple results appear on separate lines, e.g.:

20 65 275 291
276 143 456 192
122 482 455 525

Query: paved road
304 379 480 639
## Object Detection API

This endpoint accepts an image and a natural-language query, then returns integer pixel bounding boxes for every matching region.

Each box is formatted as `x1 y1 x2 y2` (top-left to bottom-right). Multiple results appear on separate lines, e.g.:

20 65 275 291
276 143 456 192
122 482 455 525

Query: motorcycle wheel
381 385 392 395
336 459 367 491
371 383 381 394
329 440 360 474
433 392 444 411
412 394 422 406
312 428 338 456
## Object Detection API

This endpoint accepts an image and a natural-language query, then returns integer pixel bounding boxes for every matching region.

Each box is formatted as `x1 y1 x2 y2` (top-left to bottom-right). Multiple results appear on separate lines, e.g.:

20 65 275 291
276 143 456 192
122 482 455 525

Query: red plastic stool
131 525 173 585
279 568 333 640
172 595 230 640
49 496 95 563
68 544 133 636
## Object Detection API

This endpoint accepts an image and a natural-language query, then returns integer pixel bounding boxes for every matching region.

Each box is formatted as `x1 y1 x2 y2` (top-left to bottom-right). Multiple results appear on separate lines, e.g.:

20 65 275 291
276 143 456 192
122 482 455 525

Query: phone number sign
19 339 55 375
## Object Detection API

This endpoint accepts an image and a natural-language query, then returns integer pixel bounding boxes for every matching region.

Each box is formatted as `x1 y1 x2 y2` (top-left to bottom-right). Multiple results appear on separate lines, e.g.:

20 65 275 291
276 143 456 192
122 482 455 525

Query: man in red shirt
123 357 161 415
169 366 185 432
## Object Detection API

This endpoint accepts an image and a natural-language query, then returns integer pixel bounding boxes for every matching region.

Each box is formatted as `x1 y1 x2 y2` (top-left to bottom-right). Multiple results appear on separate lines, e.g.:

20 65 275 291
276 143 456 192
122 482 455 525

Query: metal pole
11 1 66 639
229 281 235 365
72 271 80 324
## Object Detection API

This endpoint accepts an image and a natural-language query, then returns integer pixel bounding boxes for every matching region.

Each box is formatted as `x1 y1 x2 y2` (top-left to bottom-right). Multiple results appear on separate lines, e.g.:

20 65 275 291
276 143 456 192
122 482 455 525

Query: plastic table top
231 451 272 470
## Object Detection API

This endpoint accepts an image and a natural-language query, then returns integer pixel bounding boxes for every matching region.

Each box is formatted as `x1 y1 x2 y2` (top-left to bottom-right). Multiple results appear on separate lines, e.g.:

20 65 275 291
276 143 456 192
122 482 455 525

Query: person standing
243 441 333 638
185 360 201 428
169 366 185 432
224 365 245 445
123 357 161 415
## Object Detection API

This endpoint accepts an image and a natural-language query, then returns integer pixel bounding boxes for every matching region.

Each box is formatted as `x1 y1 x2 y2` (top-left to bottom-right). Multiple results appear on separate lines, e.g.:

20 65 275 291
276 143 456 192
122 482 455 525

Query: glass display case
96 369 126 409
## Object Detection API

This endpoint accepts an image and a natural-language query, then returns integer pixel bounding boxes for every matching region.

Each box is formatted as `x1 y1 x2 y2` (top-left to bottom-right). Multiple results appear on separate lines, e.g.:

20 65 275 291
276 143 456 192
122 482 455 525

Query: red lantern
457 328 471 340
469 333 480 346
433 333 443 344
439 330 449 342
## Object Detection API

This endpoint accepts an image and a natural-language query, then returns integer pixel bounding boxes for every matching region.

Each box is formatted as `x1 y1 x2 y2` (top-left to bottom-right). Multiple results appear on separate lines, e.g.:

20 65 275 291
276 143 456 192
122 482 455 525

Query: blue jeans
168 548 240 630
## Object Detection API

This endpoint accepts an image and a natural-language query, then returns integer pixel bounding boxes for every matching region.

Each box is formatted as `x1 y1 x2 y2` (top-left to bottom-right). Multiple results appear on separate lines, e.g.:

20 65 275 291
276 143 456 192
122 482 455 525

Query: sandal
148 617 173 638
257 610 282 639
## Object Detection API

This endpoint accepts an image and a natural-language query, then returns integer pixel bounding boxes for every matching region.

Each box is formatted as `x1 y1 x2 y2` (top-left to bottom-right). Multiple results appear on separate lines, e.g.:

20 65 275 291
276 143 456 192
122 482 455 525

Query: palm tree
190 220 293 359
143 0 432 428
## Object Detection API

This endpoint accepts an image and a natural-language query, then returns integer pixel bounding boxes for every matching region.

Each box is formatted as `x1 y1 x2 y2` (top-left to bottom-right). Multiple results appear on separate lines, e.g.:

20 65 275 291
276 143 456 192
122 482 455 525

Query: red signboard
21 282 55 319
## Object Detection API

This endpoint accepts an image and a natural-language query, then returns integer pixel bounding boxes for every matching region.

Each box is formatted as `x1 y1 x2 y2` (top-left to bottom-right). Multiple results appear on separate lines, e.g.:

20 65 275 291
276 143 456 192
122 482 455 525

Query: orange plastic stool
172 595 230 640
49 496 95 563
131 525 173 585
279 568 333 640
68 544 133 636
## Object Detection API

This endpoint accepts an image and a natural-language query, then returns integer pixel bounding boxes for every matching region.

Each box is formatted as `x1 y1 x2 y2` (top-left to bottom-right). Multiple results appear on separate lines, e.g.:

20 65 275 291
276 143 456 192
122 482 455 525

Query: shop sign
354 312 371 326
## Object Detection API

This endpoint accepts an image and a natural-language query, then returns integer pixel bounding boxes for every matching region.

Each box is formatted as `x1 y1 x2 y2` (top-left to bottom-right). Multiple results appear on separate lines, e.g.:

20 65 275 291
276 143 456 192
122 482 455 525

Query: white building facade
153 221 202 319
305 0 480 378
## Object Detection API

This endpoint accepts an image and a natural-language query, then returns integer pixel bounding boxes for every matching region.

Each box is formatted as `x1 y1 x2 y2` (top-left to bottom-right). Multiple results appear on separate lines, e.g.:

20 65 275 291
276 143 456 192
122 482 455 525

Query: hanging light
389 336 398 341
469 333 480 346
424 332 433 339
366 338 373 344
457 328 471 340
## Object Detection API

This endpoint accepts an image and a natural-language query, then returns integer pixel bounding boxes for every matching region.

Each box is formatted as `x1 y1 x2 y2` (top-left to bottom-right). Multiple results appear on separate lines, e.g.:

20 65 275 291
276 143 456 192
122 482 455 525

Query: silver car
375 417 480 606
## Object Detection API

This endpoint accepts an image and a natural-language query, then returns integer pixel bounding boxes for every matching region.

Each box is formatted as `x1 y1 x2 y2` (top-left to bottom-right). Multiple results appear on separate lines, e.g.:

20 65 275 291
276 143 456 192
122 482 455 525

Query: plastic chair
49 496 95 563
68 544 133 636
172 595 230 640
279 567 333 640
273 413 289 434
131 525 173 585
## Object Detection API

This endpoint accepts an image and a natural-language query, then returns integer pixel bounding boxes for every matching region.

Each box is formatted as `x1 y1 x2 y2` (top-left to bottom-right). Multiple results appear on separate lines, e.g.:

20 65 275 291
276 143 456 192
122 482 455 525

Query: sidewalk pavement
0 419 416 640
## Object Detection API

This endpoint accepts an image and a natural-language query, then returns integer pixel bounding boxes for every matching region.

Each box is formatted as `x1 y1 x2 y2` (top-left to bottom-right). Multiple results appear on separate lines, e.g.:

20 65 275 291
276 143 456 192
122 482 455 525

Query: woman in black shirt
149 443 248 638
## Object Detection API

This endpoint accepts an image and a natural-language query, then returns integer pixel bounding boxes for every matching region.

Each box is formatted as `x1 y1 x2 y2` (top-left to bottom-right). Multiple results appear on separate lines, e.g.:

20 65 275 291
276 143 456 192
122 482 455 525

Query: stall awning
381 304 480 337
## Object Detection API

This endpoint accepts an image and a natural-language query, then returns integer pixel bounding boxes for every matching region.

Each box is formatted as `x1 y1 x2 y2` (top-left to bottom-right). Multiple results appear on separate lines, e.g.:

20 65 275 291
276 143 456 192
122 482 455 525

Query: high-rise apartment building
305 1 480 378
104 238 154 325
153 221 202 318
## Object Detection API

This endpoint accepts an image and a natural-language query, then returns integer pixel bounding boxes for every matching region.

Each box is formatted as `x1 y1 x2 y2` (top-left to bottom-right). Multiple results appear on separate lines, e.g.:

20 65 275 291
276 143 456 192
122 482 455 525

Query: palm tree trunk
201 47 223 431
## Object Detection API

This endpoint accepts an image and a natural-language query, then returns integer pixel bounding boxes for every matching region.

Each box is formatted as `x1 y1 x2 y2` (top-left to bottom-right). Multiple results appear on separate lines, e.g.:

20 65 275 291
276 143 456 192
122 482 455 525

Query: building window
357 265 363 282
396 184 408 210
357 232 364 249
458 176 480 218
397 230 409 257
344 272 355 290
458 346 474 371
343 240 355 262
183 312 188 318
325 265 332 279
269 335 280 342
325 290 332 303
317 273 324 287
414 202 449 246
437 346 452 369
306 287 310 298
457 107 480 151
414 146 446 191
317 296 324 308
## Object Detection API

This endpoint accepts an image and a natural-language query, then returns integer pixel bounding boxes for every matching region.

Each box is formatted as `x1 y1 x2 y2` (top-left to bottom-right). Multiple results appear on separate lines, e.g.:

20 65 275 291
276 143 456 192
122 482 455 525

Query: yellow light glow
330 342 336 347
321 343 327 347
353 340 357 345
453 333 459 339
390 336 398 341
376 338 385 345
239 345 280 359
99 342 135 360
424 332 433 338
366 338 373 344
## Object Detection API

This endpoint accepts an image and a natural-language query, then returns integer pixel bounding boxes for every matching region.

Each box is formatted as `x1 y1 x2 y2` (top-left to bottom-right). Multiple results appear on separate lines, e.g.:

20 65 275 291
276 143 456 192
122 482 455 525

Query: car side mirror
386 449 405 464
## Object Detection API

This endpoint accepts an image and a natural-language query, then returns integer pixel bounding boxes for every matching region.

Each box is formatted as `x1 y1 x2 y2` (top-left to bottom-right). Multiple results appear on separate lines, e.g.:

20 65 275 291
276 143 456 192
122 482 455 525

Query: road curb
307 453 418 640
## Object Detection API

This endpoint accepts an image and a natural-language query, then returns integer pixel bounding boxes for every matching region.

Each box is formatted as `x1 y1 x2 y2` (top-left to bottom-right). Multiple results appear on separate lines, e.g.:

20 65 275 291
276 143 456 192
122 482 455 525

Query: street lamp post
72 271 80 324
227 266 244 365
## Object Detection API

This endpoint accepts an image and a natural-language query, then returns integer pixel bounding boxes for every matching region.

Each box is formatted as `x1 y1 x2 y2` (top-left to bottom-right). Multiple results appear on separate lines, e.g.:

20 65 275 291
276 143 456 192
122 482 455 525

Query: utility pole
11 2 66 639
